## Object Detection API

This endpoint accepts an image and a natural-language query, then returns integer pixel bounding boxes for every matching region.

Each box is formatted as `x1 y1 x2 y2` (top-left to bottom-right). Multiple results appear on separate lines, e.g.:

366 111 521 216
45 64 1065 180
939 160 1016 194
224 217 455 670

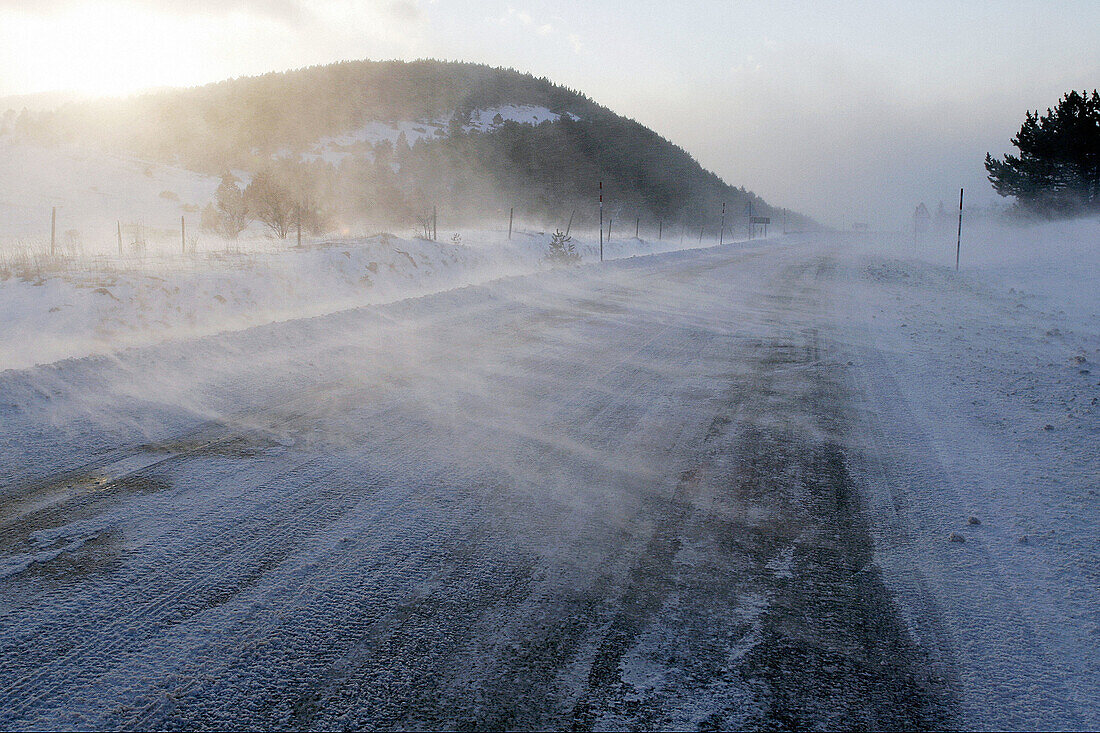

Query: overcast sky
1 0 1097 227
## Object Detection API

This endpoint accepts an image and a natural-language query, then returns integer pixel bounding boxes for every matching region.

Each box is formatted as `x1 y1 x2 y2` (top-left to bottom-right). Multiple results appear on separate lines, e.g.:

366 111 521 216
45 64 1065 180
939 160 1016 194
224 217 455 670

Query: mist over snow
0 4 1098 728
0 227 724 372
0 211 1097 728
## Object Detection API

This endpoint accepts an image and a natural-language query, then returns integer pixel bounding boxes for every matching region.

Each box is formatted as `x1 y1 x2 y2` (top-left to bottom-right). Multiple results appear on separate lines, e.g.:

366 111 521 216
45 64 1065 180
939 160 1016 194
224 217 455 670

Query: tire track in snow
842 343 1096 730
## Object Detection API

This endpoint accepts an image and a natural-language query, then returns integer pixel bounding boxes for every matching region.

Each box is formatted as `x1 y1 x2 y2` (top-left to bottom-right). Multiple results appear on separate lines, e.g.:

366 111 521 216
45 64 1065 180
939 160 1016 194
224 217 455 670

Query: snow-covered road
1 232 1096 730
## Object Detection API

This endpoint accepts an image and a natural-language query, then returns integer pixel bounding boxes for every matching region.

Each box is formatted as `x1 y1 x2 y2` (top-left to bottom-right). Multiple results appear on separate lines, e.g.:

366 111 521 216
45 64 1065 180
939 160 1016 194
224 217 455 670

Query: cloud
386 0 420 23
500 8 552 34
496 7 580 50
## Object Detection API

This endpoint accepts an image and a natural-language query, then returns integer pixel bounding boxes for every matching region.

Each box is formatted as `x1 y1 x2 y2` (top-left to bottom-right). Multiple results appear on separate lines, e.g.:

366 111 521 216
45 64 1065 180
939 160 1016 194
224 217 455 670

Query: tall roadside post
956 188 964 271
508 207 513 240
719 202 726 246
599 181 604 262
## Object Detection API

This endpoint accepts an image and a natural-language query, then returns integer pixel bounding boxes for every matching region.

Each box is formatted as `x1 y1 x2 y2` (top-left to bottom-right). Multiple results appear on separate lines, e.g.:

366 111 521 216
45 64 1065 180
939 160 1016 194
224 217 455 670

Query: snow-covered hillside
0 138 221 240
0 104 579 248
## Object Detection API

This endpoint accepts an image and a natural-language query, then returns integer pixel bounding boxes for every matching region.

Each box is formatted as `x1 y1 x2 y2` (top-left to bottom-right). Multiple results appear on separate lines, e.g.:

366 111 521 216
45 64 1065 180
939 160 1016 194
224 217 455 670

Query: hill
4 60 813 234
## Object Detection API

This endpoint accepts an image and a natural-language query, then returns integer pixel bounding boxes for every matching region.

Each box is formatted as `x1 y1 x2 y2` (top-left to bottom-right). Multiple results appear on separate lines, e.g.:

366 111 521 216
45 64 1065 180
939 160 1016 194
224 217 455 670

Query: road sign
750 216 770 224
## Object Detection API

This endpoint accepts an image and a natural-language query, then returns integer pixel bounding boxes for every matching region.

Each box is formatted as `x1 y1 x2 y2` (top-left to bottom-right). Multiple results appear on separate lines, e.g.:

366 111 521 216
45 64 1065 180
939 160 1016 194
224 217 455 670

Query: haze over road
1 236 1096 730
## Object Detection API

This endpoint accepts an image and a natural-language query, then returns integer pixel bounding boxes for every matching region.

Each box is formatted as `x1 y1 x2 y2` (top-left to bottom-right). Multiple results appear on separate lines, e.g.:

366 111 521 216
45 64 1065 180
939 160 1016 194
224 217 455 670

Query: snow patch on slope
304 105 576 165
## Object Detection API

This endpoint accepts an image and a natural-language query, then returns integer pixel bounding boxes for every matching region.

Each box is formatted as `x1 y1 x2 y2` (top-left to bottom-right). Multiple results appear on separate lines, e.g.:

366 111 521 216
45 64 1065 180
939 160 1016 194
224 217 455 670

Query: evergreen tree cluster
986 90 1100 217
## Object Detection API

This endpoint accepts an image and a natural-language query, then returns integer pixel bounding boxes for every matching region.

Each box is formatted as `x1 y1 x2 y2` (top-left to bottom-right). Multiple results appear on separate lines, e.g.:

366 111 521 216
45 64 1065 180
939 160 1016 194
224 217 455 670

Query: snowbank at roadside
829 215 1100 729
0 229 726 371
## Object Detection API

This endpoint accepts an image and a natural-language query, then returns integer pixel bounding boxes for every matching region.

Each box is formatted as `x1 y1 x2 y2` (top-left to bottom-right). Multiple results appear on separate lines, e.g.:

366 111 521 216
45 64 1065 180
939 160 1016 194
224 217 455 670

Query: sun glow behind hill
4 6 212 97
1 2 424 100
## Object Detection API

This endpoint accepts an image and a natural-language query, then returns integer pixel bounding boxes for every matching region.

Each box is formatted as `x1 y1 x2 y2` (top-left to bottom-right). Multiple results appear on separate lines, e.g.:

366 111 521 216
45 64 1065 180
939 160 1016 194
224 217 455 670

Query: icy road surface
1 234 1097 730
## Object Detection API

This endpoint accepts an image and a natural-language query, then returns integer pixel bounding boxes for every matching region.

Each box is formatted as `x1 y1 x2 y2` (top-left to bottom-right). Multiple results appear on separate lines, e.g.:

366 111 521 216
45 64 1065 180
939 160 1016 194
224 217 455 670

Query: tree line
203 164 328 241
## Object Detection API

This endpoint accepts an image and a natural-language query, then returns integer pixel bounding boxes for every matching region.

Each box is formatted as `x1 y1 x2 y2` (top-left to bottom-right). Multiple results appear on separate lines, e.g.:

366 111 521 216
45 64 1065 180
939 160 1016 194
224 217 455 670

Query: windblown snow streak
0 221 1097 730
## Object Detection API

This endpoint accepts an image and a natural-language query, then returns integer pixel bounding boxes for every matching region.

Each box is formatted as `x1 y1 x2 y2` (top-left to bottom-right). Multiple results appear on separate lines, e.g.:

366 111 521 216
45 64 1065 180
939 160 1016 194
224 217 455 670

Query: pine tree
985 90 1100 216
545 229 580 264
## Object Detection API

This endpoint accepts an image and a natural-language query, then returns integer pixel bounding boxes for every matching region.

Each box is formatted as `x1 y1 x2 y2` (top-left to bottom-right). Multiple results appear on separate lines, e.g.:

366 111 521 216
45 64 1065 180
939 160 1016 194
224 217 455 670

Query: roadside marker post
599 181 603 262
719 202 726 246
956 188 964 271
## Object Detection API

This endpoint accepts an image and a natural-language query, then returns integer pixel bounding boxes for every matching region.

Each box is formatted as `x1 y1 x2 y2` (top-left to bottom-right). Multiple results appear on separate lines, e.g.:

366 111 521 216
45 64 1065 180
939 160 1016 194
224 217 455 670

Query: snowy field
1 127 716 373
834 219 1100 729
0 218 1097 729
0 229 713 371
